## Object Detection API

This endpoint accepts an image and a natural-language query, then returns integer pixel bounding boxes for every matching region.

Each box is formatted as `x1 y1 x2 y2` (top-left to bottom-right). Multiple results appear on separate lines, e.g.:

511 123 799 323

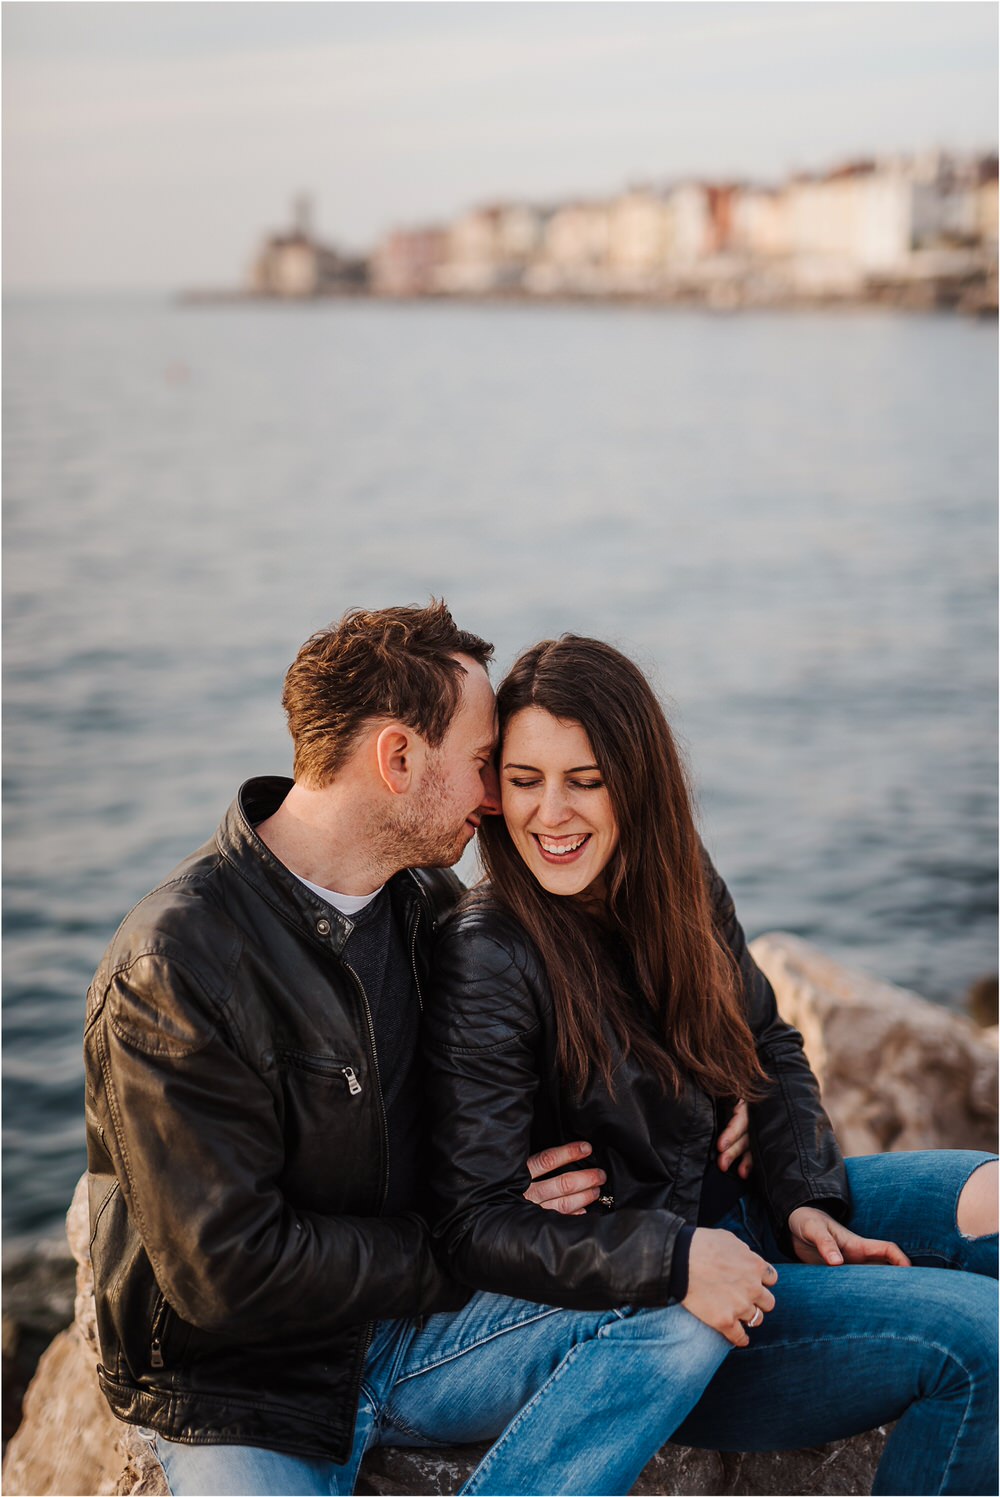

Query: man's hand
683 1228 778 1347
787 1206 911 1268
523 1141 607 1216
717 1098 753 1178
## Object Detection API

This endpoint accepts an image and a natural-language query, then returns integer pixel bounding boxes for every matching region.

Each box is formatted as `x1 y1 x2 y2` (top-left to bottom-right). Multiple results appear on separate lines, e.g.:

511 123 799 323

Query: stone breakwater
3 934 996 1497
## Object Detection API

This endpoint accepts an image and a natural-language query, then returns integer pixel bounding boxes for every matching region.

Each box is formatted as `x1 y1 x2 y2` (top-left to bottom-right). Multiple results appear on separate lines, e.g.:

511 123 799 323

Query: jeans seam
354 1386 380 1438
361 1322 415 1416
465 1340 586 1489
392 1306 565 1384
737 1329 979 1496
380 1410 455 1445
897 1249 958 1268
147 1434 174 1496
930 1343 978 1495
938 1378 974 1496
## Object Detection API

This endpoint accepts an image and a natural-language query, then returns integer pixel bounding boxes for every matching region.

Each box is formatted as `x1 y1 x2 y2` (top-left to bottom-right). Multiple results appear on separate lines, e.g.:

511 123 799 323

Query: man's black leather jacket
84 777 465 1463
424 854 849 1309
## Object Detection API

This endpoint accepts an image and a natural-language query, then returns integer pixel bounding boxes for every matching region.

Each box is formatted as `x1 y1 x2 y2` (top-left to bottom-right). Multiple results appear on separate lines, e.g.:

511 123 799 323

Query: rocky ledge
4 934 996 1496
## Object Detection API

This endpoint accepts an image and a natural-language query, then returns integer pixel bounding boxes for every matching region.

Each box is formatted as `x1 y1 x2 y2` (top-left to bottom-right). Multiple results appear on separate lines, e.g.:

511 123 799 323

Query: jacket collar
215 776 425 957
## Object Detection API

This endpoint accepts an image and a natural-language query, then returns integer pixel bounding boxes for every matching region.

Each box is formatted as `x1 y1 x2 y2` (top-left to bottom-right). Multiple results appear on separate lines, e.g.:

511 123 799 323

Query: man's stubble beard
367 758 468 872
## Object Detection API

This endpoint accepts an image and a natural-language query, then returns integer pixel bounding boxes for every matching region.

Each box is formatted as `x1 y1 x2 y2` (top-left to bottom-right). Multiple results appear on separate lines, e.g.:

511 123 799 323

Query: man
84 600 748 1497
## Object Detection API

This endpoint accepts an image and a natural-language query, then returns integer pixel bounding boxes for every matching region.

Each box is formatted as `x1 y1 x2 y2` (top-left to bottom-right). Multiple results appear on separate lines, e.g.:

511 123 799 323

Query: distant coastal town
190 150 999 314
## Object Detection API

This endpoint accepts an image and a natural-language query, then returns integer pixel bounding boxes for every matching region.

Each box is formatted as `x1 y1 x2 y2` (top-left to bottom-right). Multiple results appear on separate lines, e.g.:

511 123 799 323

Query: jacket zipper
277 1050 364 1094
341 888 430 1418
339 959 387 1437
341 961 388 1213
409 906 424 1012
150 1293 168 1369
409 901 432 1331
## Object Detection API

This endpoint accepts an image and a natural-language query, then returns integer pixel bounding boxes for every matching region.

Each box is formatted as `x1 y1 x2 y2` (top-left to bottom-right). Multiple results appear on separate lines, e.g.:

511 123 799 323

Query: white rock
751 931 998 1155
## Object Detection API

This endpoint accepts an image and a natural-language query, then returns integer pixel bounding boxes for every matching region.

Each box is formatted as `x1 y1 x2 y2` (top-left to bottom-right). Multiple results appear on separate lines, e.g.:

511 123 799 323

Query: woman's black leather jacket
424 854 849 1310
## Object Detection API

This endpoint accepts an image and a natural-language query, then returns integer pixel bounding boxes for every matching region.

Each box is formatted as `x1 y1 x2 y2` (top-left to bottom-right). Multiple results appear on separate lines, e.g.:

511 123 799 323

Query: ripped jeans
150 1151 997 1496
675 1149 998 1496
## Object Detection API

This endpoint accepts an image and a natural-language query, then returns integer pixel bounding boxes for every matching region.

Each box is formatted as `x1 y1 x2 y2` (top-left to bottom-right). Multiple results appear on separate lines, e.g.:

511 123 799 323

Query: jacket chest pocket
270 1050 376 1214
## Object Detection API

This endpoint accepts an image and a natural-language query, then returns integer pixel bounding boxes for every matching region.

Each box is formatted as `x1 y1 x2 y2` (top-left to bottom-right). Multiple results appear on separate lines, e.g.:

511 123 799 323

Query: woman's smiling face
500 707 619 900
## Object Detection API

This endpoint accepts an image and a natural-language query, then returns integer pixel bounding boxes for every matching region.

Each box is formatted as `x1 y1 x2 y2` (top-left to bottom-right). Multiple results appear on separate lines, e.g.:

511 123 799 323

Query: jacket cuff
666 1225 694 1301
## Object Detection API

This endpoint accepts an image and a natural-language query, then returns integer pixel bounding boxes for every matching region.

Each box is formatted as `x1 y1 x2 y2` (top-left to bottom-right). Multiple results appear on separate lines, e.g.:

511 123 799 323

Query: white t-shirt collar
294 873 384 917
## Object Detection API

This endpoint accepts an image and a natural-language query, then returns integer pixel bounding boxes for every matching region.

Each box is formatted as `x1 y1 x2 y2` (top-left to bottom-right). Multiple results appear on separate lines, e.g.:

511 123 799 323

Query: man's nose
478 761 502 815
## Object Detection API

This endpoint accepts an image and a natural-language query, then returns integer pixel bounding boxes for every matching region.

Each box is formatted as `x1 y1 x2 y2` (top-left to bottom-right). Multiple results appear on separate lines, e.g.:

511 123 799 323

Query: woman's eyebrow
503 762 600 773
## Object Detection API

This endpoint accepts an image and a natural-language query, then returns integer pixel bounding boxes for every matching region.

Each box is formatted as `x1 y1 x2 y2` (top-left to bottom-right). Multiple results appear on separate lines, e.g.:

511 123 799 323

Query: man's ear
374 724 420 795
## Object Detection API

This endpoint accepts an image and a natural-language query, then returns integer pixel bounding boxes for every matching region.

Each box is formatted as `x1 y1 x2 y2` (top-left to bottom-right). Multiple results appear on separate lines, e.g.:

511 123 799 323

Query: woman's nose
538 784 571 826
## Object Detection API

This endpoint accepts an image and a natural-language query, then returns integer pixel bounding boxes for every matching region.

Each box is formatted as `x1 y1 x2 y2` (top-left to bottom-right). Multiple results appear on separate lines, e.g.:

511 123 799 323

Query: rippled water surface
4 295 997 1248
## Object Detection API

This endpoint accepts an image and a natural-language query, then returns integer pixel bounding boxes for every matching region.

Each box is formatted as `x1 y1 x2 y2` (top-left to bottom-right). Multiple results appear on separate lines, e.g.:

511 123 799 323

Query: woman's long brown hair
476 636 767 1101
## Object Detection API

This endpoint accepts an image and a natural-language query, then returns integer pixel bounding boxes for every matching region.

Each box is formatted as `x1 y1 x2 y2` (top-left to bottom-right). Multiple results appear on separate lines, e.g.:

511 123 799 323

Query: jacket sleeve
705 857 851 1236
423 919 685 1309
90 952 460 1338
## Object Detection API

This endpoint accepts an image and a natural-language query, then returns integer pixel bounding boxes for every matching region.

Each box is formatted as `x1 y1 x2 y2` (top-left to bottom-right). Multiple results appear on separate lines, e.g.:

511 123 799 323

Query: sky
3 1 998 291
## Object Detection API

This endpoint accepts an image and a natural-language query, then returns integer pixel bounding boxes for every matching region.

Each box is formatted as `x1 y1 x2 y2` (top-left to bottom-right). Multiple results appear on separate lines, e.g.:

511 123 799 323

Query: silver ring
745 1307 763 1329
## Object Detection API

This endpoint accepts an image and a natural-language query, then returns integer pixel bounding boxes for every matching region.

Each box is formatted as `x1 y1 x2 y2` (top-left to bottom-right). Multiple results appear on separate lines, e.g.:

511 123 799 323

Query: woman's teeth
536 835 588 856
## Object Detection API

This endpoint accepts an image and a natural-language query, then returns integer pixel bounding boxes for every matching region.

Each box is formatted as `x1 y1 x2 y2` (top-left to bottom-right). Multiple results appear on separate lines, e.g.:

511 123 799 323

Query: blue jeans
675 1149 998 1496
151 1151 996 1496
149 1295 727 1495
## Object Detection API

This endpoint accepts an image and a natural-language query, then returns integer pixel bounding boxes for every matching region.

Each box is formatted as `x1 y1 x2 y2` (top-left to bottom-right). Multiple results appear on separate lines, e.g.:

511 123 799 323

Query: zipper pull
150 1339 164 1369
341 1066 362 1096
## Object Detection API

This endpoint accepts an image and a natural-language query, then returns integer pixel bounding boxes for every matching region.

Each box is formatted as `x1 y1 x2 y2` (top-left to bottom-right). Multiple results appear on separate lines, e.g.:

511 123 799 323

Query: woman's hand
523 1140 607 1215
787 1206 911 1267
717 1098 753 1178
682 1228 778 1347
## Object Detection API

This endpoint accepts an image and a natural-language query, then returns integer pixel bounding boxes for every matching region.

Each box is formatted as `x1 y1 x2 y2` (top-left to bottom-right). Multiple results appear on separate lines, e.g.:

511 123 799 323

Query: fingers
715 1117 743 1155
523 1139 608 1213
537 1186 603 1215
526 1140 592 1180
851 1235 912 1268
817 1217 912 1269
790 1208 912 1270
717 1139 748 1173
752 1254 778 1288
716 1100 750 1172
523 1167 606 1210
729 1276 777 1345
683 1230 778 1347
815 1227 845 1265
796 1216 845 1265
526 1166 605 1201
740 1277 776 1323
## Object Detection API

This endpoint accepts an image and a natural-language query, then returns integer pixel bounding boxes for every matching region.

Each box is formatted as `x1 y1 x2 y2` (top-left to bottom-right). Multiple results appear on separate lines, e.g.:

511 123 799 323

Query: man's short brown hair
282 600 494 786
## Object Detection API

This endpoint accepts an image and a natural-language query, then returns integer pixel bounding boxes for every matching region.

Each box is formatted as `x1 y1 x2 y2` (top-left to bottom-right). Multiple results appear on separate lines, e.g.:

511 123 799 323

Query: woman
425 635 997 1497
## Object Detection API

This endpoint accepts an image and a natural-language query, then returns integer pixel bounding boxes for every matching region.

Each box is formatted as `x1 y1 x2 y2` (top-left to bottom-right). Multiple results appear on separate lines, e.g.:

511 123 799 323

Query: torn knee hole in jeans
956 1160 999 1239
